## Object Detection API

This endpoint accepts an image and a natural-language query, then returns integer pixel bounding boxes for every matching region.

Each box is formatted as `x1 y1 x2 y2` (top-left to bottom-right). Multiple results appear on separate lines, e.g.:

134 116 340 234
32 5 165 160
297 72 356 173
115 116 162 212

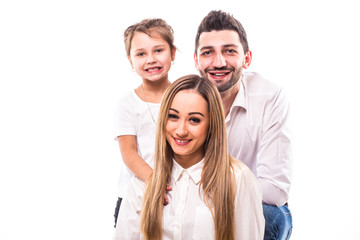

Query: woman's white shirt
113 159 265 240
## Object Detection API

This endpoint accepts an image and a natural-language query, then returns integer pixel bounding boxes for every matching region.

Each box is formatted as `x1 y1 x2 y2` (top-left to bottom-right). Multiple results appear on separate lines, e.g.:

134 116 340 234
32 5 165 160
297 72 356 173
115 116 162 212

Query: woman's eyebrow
169 108 205 117
189 112 205 117
169 108 179 113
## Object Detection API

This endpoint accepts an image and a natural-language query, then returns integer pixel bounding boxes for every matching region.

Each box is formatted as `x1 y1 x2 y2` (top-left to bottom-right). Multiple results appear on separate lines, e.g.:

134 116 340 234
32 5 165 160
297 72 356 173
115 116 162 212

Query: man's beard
200 67 242 93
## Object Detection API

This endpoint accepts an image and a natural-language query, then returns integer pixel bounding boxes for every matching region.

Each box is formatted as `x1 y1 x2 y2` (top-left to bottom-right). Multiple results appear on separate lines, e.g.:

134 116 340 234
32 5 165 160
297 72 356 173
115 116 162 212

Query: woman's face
165 90 210 168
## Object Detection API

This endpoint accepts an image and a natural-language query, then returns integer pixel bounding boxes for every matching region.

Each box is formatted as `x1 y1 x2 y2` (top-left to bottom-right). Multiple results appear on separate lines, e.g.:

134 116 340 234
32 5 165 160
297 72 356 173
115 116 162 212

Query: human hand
164 185 172 205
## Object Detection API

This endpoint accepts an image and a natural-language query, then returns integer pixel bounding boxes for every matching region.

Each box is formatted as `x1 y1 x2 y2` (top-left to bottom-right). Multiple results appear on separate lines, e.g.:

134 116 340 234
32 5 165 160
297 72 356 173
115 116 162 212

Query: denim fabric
113 197 123 228
263 203 293 240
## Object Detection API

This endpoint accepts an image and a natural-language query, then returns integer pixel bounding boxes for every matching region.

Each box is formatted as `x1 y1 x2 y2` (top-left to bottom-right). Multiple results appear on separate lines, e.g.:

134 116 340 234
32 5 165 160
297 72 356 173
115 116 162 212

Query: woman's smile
165 90 209 168
173 137 192 145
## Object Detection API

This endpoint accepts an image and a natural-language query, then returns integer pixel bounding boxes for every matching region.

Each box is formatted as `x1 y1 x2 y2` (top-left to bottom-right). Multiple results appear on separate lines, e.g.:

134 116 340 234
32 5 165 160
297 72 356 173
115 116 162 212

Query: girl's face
129 32 175 83
165 90 210 168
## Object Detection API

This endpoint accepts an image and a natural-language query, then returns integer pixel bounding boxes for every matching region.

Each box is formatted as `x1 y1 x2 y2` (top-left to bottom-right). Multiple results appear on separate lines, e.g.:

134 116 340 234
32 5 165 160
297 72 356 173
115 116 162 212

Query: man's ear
194 53 200 71
243 51 252 69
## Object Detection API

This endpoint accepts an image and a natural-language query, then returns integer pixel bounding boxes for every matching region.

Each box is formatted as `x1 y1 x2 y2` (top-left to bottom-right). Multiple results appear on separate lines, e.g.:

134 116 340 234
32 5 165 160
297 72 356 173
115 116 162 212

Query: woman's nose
175 122 188 137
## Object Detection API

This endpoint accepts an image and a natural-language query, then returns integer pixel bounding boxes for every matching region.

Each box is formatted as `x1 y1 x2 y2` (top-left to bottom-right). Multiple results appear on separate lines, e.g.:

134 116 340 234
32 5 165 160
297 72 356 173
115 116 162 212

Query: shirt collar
172 159 204 185
232 78 247 110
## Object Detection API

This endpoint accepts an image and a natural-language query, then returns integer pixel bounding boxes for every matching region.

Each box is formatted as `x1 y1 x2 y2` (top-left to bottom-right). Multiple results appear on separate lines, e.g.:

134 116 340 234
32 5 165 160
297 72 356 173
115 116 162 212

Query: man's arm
257 88 292 206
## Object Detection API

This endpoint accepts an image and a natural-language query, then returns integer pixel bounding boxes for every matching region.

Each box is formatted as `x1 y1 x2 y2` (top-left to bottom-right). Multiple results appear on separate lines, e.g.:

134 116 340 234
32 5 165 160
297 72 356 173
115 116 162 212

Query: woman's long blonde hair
140 74 238 240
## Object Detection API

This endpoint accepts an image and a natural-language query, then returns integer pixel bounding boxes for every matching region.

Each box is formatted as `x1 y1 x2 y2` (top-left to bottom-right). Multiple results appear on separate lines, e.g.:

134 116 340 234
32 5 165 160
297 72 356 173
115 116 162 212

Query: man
194 10 293 240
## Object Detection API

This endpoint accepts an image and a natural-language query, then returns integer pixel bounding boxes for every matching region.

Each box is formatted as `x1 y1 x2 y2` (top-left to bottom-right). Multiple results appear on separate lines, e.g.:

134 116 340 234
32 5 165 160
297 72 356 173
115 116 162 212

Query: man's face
194 30 251 93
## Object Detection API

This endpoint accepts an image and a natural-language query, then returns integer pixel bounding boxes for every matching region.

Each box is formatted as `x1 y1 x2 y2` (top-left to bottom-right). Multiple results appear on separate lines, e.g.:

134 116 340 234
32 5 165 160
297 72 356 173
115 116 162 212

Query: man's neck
220 80 241 117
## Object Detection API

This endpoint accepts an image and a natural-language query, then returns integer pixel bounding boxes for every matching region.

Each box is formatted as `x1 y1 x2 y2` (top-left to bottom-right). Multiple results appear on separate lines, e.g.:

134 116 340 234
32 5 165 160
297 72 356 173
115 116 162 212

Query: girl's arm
117 135 153 182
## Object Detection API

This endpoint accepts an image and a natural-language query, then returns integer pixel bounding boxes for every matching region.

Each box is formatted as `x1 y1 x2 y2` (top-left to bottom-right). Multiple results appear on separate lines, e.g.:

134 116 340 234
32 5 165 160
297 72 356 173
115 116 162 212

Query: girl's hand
164 185 172 205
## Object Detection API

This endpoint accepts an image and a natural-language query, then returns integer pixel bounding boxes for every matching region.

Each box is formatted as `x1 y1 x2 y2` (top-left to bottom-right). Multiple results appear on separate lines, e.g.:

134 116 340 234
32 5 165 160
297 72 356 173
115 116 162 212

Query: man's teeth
211 73 226 76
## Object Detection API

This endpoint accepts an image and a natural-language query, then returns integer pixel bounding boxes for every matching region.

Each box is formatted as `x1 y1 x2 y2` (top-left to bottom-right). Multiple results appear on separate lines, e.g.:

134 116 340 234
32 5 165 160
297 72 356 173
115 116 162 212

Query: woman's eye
189 117 200 124
168 114 178 120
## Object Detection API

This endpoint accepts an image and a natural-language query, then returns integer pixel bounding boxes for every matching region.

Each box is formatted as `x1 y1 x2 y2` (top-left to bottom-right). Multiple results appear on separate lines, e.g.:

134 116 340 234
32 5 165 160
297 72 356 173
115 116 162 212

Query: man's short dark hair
195 10 249 54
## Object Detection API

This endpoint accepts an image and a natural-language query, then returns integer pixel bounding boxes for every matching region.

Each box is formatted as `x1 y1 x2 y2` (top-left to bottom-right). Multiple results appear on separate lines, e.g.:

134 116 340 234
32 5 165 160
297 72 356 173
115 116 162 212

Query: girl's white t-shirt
114 90 160 198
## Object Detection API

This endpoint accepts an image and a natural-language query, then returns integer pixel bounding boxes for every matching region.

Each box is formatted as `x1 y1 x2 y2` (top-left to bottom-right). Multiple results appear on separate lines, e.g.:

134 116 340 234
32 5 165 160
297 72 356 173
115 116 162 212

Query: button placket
173 170 190 240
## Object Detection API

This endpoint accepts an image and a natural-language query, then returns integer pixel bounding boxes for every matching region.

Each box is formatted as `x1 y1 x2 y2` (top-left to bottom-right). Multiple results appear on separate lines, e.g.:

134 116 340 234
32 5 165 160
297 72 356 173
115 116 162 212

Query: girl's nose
146 53 157 64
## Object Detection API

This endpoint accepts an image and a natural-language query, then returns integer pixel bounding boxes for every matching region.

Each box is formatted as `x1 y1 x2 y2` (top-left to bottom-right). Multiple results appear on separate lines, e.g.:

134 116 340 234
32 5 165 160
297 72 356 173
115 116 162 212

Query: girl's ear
127 56 134 69
171 48 176 61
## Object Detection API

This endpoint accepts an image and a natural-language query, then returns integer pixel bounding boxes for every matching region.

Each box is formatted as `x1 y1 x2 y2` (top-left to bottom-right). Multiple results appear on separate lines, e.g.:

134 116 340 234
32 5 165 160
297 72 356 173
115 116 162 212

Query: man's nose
212 52 226 68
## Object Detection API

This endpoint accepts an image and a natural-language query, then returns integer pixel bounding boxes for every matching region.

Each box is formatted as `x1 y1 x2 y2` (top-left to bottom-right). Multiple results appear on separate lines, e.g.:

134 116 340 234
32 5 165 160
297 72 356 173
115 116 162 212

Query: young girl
114 75 264 240
113 18 176 226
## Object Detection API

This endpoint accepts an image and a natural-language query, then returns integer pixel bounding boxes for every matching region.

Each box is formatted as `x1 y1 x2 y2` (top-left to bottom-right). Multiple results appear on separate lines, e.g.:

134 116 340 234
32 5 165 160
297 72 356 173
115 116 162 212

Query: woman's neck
174 154 204 169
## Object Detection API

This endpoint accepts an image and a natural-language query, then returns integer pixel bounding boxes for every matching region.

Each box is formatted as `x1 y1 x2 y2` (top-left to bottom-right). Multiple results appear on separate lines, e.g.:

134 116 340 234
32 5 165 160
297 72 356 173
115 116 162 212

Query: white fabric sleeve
114 93 136 140
257 88 292 206
234 164 265 239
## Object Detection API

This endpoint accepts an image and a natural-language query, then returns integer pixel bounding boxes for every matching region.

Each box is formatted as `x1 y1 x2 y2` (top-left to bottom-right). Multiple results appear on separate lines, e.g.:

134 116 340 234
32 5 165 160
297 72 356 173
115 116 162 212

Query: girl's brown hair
123 18 176 57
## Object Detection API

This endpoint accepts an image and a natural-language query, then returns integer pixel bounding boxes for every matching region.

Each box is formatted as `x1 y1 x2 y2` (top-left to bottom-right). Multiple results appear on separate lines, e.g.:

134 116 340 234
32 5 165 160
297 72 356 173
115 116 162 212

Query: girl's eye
137 52 145 57
155 48 164 53
168 113 178 120
189 117 200 124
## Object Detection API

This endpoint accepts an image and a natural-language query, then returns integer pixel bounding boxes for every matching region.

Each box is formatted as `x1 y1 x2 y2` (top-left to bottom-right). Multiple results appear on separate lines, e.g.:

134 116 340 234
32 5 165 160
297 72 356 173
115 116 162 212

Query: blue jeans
113 197 122 227
263 204 292 240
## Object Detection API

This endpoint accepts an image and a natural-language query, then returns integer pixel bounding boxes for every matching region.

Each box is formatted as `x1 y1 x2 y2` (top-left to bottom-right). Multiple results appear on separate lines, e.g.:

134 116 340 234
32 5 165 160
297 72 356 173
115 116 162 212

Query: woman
114 74 264 240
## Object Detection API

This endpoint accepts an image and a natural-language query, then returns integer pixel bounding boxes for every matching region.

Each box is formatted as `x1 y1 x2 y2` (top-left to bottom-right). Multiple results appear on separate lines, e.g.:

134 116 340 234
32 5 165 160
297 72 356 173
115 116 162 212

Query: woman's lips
173 137 192 146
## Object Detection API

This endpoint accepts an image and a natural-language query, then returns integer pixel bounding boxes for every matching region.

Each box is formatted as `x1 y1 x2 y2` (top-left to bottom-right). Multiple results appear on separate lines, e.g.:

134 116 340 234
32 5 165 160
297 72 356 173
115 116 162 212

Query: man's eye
225 49 236 54
201 50 212 56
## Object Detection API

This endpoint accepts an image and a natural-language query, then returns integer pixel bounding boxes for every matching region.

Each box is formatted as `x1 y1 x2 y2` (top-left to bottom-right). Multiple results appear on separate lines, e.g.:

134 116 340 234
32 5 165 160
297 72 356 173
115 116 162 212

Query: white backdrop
1 0 359 239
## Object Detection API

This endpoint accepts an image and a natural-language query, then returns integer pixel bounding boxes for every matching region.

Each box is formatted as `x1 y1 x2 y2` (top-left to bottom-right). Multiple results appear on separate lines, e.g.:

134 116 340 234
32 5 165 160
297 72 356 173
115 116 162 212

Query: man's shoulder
242 72 282 95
